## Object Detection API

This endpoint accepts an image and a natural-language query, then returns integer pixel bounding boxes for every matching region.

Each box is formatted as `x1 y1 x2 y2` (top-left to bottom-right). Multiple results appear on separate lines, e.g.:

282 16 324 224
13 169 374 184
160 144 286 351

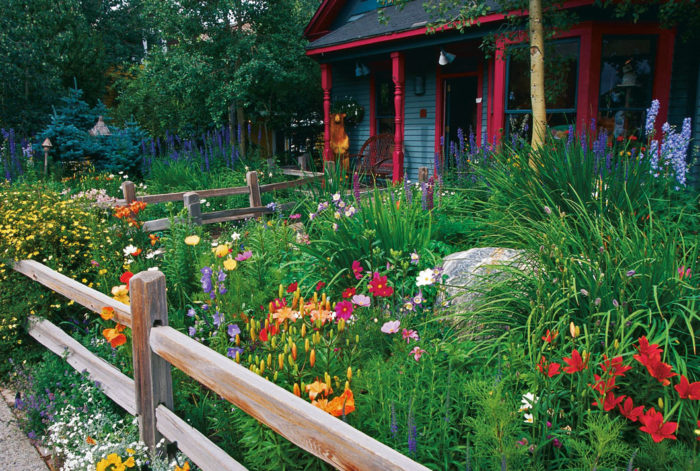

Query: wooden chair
351 134 394 179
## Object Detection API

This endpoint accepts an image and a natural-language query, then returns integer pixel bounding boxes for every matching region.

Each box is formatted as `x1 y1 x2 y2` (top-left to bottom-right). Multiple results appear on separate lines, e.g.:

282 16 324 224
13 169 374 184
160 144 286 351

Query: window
504 39 579 141
597 36 655 139
375 72 395 135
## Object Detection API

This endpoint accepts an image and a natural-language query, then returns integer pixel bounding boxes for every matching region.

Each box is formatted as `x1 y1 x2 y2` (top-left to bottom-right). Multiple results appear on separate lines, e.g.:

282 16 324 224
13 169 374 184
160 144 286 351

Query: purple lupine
353 172 361 200
457 127 465 154
567 125 574 148
247 122 252 138
420 181 427 210
403 175 412 204
390 402 398 439
426 177 434 210
433 152 440 177
407 411 417 454
237 123 242 143
645 99 660 138
468 129 477 157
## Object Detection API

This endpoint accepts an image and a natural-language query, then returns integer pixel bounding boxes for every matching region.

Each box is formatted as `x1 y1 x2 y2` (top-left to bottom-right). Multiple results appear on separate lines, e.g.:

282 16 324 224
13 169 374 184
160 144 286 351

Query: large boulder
440 247 525 313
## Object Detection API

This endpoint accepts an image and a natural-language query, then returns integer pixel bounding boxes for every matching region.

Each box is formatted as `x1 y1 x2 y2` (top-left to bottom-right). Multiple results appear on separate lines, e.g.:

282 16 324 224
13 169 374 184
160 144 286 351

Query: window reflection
597 36 655 139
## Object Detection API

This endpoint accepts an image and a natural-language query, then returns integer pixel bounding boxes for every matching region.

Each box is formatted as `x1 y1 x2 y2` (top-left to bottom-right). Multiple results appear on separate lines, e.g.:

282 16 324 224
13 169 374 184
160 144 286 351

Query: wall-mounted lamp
355 62 370 77
414 75 425 95
438 49 456 66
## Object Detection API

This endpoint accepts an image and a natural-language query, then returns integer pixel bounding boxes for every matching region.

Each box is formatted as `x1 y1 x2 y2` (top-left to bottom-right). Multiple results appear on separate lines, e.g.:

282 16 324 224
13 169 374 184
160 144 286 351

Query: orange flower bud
305 338 310 352
292 343 298 360
310 349 316 367
301 324 307 337
347 366 352 381
278 354 284 370
293 383 301 397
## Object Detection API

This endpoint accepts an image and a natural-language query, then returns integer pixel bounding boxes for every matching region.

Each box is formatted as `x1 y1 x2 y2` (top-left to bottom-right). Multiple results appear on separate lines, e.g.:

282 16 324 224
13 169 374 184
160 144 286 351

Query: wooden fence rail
120 168 323 232
13 261 428 471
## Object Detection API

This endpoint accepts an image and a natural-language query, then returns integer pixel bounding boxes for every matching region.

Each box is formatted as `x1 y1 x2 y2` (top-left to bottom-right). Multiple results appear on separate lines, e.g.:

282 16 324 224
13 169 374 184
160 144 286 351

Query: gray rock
440 247 525 313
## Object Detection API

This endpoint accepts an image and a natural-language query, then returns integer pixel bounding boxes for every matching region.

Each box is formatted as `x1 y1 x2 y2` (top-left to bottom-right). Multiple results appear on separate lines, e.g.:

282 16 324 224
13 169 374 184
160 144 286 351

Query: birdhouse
89 116 111 136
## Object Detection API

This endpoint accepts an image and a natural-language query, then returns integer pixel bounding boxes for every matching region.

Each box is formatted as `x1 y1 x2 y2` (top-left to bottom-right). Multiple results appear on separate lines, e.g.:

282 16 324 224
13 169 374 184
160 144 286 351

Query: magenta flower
352 260 363 280
402 328 419 343
381 320 400 334
289 213 301 220
351 294 370 307
235 250 253 261
335 301 354 320
410 346 426 361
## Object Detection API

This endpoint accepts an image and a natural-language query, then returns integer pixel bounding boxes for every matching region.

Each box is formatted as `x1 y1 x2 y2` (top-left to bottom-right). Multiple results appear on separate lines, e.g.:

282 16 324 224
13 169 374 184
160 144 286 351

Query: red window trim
487 21 676 143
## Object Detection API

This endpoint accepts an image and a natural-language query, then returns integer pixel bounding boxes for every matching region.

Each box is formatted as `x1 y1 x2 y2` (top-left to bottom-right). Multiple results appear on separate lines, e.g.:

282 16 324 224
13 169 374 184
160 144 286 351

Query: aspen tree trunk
529 0 546 158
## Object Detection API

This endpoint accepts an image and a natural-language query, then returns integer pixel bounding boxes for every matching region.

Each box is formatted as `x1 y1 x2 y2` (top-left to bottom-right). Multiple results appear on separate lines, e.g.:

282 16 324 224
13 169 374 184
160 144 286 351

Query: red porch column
391 51 405 183
321 63 333 162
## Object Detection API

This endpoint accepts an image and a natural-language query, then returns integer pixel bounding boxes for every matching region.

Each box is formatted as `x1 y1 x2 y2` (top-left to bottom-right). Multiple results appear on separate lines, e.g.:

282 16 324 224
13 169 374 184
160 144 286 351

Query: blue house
304 0 700 182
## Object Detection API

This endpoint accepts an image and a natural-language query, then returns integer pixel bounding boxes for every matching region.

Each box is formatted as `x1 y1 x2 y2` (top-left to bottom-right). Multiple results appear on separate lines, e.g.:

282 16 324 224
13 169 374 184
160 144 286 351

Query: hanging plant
331 97 365 127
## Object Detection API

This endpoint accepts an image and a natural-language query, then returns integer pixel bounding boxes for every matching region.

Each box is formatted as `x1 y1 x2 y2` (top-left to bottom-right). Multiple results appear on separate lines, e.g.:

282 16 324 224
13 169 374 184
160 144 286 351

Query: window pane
597 36 655 138
376 74 394 117
505 112 577 143
506 40 579 111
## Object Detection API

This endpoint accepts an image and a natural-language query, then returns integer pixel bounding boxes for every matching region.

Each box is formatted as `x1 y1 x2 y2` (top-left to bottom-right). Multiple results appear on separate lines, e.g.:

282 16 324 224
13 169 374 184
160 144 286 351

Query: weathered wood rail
119 168 323 232
13 260 429 471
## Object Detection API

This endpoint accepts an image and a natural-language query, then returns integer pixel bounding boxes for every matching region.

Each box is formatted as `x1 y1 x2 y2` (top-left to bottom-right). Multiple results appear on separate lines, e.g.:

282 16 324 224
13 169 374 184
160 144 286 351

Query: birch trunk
529 0 546 158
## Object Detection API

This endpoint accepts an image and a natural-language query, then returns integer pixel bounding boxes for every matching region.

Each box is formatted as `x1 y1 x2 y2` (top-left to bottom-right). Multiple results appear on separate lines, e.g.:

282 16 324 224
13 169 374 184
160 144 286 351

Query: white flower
334 211 341 219
123 245 138 257
231 232 241 241
524 413 534 423
332 193 341 201
520 392 539 412
148 267 160 271
416 268 435 287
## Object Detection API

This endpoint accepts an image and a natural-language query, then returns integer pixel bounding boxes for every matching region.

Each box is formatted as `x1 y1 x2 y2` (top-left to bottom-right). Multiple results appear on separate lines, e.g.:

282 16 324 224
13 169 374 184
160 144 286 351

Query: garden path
0 389 50 470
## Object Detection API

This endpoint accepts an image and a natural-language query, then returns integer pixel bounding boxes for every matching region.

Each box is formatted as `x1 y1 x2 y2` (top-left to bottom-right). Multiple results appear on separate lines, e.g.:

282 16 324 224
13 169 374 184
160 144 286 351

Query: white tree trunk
529 0 546 156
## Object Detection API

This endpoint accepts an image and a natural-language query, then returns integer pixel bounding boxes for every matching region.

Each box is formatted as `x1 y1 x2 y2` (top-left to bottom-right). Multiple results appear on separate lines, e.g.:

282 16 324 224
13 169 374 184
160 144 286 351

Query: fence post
183 192 202 226
246 171 262 218
418 167 428 183
130 270 174 451
122 181 136 204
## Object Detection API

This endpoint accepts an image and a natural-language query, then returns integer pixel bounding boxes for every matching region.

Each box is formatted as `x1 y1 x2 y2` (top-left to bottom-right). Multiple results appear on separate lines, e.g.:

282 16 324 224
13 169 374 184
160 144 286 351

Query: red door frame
486 21 676 143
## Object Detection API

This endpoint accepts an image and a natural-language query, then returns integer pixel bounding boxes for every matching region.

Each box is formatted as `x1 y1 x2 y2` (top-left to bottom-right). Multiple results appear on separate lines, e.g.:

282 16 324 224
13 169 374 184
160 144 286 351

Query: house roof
305 0 499 52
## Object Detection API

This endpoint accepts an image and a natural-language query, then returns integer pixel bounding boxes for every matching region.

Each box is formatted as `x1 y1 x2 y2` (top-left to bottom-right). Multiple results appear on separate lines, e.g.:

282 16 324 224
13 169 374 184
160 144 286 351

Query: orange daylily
100 307 114 321
102 326 127 348
306 379 331 400
272 307 298 323
313 389 356 417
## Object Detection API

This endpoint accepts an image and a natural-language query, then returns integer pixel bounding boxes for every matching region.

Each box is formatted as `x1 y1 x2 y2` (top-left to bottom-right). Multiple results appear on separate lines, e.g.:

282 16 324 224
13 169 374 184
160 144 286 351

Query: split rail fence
119 168 324 232
13 260 429 471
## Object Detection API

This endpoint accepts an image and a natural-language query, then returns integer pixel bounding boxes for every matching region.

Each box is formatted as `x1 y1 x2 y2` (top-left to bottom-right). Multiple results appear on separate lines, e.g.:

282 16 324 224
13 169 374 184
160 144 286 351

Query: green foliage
298 186 434 289
567 414 632 470
35 86 148 175
0 0 150 134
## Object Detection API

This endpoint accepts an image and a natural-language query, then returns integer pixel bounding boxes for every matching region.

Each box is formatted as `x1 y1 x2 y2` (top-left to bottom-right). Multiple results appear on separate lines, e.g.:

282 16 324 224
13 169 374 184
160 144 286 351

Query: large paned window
505 39 579 140
375 72 395 135
597 36 655 139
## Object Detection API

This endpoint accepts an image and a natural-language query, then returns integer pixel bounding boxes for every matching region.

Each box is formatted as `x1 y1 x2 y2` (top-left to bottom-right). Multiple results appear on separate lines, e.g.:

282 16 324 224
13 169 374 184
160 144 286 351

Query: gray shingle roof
307 0 498 50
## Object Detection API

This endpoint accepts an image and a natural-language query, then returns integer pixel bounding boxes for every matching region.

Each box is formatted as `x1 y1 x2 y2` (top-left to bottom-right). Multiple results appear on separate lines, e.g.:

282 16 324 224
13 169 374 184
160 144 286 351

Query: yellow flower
111 285 130 305
223 257 237 271
100 307 114 321
184 235 200 246
123 456 135 468
214 244 230 258
175 463 191 471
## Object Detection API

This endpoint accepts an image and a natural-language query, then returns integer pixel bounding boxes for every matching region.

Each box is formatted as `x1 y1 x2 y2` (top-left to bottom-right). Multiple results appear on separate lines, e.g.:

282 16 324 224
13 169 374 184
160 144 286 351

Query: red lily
287 282 298 293
590 374 617 396
639 408 677 443
342 287 356 299
119 271 134 289
675 375 700 400
541 329 558 343
315 281 326 291
537 356 561 377
633 336 662 364
600 355 632 377
596 392 625 412
618 396 644 422
644 358 676 386
563 349 587 374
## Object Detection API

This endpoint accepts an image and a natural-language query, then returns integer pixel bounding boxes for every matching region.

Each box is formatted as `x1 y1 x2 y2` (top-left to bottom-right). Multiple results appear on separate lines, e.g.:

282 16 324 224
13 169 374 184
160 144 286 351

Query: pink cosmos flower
352 260 363 280
289 213 301 220
402 329 419 343
381 320 400 334
235 250 253 261
351 294 370 307
410 346 426 361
